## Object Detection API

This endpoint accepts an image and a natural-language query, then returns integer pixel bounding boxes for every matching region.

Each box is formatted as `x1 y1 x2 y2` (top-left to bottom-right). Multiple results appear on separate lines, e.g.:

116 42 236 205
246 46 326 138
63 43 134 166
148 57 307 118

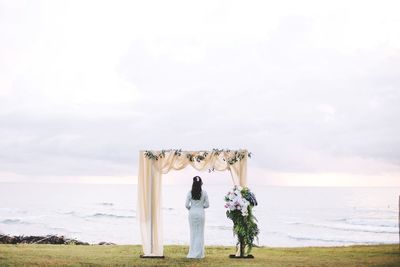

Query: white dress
185 190 209 258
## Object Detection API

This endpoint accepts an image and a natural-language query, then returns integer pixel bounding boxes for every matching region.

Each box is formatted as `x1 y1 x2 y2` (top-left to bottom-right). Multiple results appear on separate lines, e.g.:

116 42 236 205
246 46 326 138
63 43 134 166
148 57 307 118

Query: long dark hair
191 176 203 200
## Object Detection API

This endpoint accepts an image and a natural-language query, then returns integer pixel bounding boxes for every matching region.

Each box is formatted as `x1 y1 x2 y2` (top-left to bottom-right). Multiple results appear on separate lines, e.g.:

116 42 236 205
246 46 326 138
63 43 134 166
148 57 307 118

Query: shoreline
1 234 397 248
0 234 115 245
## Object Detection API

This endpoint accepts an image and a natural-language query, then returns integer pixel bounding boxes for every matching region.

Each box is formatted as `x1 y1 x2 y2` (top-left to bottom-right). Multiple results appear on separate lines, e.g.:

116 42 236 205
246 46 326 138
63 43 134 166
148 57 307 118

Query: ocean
0 183 398 247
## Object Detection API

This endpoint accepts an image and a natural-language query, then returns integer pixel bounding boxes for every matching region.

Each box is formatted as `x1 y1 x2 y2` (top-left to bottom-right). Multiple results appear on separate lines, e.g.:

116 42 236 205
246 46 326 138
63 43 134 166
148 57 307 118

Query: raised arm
203 191 209 208
185 191 191 210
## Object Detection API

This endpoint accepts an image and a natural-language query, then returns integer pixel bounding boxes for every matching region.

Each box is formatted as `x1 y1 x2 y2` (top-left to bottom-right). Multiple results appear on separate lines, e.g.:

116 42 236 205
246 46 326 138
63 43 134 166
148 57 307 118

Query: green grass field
0 244 399 266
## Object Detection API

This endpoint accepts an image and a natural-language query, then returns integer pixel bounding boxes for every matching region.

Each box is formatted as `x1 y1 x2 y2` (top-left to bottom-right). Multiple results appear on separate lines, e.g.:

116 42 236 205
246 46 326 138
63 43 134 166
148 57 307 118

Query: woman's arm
185 192 191 210
203 191 209 209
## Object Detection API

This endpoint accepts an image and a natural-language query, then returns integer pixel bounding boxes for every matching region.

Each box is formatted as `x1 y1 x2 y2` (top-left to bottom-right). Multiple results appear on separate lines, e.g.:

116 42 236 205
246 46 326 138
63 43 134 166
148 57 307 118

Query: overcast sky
0 0 399 186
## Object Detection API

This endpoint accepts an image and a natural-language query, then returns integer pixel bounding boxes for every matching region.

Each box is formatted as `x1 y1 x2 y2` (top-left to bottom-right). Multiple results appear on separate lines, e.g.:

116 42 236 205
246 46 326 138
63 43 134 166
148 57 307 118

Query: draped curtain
137 150 248 256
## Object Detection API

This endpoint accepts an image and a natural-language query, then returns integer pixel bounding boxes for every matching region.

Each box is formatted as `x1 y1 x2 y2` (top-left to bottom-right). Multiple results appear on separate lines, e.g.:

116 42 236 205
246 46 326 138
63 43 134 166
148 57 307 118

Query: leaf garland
143 149 251 164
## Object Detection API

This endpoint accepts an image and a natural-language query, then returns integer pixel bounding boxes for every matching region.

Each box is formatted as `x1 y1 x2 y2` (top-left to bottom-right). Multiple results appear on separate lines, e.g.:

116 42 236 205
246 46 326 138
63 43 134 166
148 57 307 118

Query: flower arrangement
224 186 259 257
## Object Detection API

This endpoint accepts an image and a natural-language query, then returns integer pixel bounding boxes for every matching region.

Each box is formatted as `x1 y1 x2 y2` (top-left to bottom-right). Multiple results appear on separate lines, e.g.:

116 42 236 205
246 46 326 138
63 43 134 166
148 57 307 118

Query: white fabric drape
137 150 248 256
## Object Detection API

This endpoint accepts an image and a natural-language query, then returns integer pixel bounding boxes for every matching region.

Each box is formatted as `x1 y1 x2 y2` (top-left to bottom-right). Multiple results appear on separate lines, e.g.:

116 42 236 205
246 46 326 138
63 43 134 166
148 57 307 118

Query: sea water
0 183 398 247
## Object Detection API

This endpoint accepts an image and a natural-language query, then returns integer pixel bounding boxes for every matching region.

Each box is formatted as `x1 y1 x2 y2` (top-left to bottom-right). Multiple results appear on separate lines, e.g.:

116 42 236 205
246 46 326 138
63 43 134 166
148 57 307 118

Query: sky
0 0 399 186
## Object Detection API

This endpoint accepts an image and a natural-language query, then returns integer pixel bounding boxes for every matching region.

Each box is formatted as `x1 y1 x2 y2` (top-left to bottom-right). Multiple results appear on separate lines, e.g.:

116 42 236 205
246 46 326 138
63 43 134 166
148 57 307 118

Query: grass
0 244 399 266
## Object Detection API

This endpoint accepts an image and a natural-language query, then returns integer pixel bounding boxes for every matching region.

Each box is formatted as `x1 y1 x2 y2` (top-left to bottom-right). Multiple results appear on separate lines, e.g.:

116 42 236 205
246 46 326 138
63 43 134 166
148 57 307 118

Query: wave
60 211 77 215
0 208 28 214
87 213 135 219
0 219 31 225
0 218 82 235
98 202 114 206
334 218 397 228
352 207 397 215
208 225 232 231
57 210 135 219
110 208 136 213
45 226 82 234
287 234 386 245
287 221 397 234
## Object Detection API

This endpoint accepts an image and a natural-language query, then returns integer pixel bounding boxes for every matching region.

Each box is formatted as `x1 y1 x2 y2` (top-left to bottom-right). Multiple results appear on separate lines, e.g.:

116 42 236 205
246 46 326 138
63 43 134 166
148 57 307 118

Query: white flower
225 186 254 218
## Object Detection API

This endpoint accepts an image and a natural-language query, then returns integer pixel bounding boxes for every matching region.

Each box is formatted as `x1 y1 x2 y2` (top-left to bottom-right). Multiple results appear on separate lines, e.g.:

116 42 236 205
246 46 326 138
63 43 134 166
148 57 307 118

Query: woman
185 176 209 258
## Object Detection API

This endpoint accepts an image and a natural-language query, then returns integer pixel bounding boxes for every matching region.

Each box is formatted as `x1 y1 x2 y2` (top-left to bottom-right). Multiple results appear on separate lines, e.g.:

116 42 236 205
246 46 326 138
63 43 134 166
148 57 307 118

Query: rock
98 241 116 245
0 234 90 245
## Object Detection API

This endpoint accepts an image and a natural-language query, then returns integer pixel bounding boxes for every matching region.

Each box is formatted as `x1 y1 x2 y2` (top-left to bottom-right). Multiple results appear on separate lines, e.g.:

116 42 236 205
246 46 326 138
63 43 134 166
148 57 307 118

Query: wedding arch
137 149 250 257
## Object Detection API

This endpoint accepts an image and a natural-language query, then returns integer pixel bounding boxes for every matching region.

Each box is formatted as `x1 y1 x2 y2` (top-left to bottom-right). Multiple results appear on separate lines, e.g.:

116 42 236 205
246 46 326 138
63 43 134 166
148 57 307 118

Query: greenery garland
143 149 251 165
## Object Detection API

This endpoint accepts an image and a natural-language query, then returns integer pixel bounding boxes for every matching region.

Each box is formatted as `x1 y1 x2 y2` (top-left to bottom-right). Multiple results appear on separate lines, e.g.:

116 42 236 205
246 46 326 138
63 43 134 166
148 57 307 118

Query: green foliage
226 188 259 255
143 149 251 166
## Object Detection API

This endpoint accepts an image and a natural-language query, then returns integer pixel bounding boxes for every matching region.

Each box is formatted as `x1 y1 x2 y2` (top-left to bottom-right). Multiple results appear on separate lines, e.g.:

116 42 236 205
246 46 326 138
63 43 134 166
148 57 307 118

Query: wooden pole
398 195 399 250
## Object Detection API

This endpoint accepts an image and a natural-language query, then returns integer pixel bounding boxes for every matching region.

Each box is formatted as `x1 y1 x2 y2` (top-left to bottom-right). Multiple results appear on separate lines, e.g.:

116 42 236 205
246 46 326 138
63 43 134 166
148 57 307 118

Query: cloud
0 1 399 185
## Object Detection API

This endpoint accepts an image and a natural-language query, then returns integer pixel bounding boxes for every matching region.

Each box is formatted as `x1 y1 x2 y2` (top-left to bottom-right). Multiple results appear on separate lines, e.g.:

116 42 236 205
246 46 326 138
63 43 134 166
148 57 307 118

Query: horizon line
0 181 399 188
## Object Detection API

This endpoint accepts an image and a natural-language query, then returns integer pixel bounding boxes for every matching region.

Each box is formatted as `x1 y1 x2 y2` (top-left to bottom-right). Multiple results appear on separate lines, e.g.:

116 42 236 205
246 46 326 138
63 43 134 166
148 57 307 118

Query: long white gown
185 190 209 258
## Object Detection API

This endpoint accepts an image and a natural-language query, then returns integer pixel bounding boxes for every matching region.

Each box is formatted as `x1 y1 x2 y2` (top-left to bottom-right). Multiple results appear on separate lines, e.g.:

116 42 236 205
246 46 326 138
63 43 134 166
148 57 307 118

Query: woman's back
185 190 209 210
186 176 209 258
